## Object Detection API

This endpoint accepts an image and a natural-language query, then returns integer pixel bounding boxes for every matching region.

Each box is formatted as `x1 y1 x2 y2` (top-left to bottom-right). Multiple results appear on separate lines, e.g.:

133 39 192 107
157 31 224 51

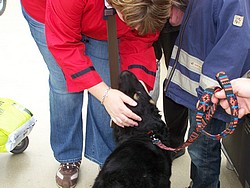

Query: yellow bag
0 98 35 152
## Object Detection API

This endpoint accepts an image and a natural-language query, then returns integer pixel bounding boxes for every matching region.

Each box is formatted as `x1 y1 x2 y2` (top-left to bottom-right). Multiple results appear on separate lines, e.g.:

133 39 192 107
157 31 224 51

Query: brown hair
108 0 172 35
172 0 188 12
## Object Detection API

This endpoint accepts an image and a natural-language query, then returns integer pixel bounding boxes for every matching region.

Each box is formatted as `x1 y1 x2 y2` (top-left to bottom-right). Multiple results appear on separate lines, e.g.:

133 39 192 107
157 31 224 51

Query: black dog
92 71 172 188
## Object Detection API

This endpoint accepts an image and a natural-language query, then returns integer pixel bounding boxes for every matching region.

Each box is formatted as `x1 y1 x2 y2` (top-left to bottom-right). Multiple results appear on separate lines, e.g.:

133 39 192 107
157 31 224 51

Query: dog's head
113 70 168 144
118 70 157 116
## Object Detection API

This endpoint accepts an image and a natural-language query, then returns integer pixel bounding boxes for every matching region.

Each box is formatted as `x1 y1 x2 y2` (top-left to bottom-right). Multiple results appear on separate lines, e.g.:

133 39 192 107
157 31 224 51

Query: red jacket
21 0 158 92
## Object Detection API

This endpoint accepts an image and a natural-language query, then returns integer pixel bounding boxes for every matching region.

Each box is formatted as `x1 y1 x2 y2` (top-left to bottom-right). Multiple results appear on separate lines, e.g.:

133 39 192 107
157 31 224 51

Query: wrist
101 87 111 105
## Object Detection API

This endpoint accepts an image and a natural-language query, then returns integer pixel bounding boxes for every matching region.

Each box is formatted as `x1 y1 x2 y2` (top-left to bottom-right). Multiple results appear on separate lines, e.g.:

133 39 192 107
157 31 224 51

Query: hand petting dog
89 81 142 128
102 88 142 127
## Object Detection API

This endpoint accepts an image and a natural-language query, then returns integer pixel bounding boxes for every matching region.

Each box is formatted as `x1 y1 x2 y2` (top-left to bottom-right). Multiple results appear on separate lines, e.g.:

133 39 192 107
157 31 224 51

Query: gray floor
0 1 243 188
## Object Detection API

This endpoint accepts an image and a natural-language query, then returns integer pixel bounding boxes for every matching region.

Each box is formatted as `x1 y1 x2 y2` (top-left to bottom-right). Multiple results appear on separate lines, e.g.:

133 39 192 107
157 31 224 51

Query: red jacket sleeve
45 0 102 92
45 0 159 92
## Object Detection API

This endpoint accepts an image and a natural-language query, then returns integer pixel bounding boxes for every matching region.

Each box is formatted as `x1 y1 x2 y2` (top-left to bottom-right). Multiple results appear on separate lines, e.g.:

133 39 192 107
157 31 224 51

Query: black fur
93 71 172 188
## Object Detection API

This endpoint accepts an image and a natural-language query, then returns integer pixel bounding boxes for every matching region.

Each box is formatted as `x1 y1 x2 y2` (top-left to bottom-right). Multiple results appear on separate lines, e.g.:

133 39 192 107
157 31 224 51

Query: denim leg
188 110 225 188
83 38 117 165
21 7 83 163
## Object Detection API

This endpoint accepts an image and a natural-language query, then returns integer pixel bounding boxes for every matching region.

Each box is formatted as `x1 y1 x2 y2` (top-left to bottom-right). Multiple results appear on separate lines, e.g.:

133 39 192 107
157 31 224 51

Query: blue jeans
188 110 225 188
22 6 116 165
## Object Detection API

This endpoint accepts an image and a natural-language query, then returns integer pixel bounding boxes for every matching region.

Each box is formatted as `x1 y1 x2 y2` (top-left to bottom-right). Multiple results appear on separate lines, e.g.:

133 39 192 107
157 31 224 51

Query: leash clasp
147 130 160 144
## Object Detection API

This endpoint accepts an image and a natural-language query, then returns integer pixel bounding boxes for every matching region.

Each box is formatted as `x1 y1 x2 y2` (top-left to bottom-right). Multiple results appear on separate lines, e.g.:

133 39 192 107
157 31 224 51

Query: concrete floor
0 1 243 188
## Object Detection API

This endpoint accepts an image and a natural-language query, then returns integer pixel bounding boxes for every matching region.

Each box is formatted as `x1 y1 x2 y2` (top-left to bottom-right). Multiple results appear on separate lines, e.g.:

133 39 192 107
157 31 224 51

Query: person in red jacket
20 0 173 187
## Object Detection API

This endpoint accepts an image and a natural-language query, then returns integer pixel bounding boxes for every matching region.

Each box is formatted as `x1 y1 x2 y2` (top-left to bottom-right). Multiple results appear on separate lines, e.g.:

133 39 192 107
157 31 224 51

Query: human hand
102 88 142 128
212 78 250 118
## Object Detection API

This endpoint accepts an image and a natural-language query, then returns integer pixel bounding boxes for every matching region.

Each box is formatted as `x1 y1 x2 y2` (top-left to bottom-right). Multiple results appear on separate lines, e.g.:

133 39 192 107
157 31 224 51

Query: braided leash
150 71 239 152
197 72 239 140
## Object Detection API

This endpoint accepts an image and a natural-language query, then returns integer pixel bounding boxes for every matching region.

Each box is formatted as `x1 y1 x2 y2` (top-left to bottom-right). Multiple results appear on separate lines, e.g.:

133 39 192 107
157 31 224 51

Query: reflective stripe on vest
167 45 219 97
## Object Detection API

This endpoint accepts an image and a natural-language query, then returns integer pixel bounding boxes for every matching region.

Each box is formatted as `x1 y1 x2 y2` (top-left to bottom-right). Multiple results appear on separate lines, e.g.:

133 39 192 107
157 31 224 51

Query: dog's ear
118 71 148 98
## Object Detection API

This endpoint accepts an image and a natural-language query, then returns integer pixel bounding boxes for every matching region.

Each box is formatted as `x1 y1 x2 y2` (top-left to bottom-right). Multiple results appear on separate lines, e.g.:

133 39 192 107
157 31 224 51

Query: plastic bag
0 98 35 152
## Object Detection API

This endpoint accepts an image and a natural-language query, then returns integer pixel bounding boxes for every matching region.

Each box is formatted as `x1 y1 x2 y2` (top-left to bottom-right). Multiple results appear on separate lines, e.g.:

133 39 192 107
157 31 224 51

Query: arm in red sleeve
119 31 159 91
45 0 102 92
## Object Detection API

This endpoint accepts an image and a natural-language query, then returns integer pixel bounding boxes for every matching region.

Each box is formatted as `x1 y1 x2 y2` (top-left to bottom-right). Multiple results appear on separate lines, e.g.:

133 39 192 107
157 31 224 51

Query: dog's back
93 71 172 188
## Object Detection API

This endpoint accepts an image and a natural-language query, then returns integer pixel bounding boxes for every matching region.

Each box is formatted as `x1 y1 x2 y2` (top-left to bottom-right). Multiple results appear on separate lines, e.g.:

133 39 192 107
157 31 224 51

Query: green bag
0 98 35 152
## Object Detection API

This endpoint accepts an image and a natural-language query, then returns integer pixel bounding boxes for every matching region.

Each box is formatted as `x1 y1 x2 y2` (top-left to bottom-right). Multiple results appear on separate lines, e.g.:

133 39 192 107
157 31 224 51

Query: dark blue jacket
165 0 250 122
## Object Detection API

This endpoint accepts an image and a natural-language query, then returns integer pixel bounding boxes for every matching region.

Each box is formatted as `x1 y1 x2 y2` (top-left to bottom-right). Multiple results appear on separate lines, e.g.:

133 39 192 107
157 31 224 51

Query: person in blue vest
164 0 250 187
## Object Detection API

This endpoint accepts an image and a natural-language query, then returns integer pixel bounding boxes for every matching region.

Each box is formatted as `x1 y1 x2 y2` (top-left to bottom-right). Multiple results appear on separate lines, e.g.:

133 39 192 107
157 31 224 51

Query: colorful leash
150 71 239 152
197 71 239 140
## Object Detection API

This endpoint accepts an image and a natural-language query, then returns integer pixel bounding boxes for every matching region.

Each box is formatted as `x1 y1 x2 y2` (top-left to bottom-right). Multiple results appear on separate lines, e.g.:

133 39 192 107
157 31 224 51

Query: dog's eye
133 93 139 101
133 91 142 100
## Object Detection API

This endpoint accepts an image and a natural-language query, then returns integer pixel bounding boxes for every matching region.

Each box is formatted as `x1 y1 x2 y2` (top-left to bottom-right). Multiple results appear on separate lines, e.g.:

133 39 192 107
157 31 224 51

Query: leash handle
150 72 239 152
198 71 239 140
